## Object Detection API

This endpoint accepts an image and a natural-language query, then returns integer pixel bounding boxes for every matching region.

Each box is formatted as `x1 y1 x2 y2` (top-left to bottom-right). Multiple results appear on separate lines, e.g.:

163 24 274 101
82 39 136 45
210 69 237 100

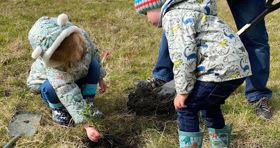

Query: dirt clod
127 81 176 116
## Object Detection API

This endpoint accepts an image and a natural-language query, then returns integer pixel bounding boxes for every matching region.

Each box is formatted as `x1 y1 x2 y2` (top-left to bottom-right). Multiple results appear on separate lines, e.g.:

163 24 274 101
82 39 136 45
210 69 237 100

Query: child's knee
40 80 55 93
86 59 101 83
89 59 100 70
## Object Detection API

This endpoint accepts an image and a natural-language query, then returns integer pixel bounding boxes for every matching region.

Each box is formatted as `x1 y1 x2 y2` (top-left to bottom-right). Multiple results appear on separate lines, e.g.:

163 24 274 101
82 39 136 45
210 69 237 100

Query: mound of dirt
82 129 141 148
82 135 130 148
127 81 176 116
83 81 177 147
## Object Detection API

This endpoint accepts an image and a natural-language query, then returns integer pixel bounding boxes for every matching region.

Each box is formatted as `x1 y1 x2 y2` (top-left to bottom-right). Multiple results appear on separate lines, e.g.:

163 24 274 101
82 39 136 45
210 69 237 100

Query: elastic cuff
179 129 204 136
99 67 106 79
176 90 189 95
208 124 232 133
48 102 64 109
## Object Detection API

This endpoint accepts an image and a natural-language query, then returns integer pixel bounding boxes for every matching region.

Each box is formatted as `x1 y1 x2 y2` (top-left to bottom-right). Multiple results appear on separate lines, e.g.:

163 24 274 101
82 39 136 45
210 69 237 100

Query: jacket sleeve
162 12 197 94
46 67 87 124
27 59 47 94
81 30 106 79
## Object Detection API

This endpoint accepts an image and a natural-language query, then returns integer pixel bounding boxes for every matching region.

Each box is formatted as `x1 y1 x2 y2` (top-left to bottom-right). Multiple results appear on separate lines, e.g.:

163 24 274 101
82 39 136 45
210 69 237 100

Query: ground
0 0 280 147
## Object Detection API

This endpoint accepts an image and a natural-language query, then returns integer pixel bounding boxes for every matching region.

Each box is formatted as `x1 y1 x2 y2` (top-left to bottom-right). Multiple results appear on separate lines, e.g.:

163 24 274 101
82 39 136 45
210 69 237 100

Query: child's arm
46 67 87 124
162 12 197 95
27 59 47 94
98 78 107 93
83 123 101 142
174 94 188 109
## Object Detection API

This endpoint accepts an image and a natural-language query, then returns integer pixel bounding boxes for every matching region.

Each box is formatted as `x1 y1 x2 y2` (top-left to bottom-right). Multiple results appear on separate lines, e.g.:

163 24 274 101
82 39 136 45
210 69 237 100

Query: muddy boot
179 130 204 148
254 97 272 120
208 124 232 148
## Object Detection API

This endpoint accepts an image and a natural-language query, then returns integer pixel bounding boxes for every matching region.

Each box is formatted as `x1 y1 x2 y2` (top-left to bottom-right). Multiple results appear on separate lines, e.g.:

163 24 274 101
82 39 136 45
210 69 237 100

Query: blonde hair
50 32 86 67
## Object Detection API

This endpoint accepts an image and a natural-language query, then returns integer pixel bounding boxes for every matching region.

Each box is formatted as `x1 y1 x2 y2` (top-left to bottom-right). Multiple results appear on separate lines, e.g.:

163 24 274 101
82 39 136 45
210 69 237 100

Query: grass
0 0 280 147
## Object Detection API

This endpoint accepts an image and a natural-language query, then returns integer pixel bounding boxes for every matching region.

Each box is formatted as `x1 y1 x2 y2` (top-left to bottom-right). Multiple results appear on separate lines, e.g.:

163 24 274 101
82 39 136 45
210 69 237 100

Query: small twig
101 51 110 64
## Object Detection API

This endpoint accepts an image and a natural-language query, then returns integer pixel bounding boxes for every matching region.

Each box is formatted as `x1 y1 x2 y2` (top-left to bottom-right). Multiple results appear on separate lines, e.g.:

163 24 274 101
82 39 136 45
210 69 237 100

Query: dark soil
83 82 177 147
127 84 176 116
82 128 141 148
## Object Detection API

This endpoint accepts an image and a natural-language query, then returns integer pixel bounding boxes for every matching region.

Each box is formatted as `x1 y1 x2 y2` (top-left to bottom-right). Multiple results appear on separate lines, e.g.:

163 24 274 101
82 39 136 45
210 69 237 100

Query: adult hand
98 79 107 93
174 94 188 109
83 124 101 142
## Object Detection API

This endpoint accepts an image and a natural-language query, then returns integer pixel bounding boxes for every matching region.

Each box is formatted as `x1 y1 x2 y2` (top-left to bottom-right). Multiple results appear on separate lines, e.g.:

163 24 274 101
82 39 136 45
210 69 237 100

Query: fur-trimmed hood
28 13 83 66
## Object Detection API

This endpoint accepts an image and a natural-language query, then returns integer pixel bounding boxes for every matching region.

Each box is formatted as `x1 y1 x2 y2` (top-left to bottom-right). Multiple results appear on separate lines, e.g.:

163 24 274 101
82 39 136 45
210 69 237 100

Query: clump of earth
82 134 132 148
82 81 177 147
127 80 176 116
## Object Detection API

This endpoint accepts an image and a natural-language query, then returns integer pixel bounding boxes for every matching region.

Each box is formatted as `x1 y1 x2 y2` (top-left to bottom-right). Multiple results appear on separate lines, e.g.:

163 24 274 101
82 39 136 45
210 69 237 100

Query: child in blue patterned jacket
27 13 106 142
135 0 252 147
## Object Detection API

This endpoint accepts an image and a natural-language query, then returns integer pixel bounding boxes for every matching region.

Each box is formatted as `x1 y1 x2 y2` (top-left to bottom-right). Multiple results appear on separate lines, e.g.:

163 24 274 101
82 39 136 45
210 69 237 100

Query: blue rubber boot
179 130 204 148
208 124 232 148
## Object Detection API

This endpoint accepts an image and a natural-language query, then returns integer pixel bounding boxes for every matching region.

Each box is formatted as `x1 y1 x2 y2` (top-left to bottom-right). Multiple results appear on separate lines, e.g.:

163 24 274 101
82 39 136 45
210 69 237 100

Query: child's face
146 8 161 26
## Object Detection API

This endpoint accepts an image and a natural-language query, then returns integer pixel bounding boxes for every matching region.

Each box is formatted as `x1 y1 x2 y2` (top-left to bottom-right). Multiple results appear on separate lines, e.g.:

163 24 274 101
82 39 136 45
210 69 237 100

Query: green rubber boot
208 124 232 148
179 130 204 148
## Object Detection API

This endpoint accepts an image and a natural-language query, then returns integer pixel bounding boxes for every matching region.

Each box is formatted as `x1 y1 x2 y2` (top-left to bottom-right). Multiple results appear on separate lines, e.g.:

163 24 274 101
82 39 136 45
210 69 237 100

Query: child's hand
83 124 101 142
99 79 107 93
174 94 188 109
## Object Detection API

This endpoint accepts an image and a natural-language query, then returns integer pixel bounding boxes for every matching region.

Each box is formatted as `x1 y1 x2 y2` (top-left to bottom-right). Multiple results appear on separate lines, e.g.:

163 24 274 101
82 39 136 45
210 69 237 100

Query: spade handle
3 134 22 148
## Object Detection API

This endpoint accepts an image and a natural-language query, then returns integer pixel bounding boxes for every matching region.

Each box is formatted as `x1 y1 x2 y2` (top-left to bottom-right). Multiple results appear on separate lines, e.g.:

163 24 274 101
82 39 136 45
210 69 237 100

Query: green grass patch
0 0 280 147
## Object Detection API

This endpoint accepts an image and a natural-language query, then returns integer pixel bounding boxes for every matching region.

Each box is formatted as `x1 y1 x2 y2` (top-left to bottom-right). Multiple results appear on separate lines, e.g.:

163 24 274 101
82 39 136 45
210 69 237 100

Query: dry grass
0 0 279 147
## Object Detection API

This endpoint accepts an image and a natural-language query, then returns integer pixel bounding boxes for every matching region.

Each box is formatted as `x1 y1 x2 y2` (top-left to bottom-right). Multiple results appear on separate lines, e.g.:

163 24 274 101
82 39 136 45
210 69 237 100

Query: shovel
237 0 280 36
3 111 42 148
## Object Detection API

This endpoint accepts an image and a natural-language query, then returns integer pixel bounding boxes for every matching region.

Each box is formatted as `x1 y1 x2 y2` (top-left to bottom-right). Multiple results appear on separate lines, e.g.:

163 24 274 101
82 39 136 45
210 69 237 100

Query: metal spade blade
4 111 42 148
